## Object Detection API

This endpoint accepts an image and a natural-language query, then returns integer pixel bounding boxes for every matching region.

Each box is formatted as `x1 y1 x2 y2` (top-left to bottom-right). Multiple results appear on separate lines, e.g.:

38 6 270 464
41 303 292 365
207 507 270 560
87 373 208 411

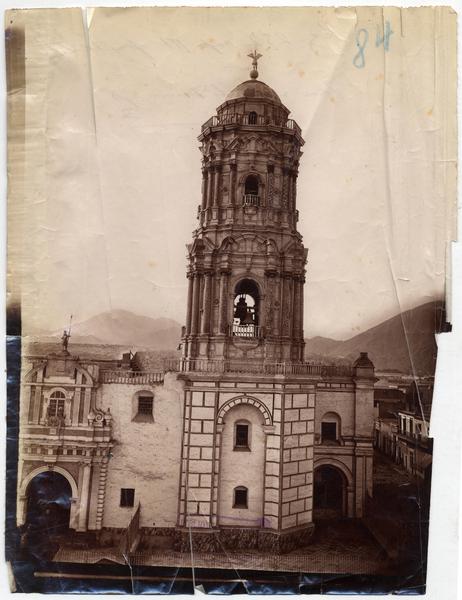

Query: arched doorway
24 471 72 542
313 465 346 520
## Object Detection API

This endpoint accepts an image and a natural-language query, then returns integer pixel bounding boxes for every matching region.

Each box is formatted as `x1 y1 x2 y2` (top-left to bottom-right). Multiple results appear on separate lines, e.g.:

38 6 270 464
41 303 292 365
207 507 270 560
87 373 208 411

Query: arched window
320 412 341 445
234 420 250 450
232 279 260 338
243 175 260 206
248 111 257 125
48 390 65 418
233 486 248 509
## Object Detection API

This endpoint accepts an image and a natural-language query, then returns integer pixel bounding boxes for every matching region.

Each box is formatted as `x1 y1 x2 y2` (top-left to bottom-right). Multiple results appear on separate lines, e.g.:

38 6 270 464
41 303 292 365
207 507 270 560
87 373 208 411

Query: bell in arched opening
243 175 260 207
232 279 260 338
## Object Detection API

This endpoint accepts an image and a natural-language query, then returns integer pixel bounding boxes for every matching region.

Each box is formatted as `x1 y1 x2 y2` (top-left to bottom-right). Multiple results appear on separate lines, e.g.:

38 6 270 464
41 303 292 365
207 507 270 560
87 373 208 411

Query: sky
8 6 457 339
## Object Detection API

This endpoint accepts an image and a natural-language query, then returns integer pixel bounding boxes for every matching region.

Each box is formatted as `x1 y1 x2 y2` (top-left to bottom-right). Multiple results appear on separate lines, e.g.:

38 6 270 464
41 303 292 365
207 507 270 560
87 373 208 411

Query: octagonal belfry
182 54 307 366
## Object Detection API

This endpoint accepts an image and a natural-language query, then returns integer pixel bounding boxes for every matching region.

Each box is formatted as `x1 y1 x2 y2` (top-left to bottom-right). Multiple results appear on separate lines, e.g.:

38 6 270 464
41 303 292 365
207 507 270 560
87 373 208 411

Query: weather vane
248 50 262 79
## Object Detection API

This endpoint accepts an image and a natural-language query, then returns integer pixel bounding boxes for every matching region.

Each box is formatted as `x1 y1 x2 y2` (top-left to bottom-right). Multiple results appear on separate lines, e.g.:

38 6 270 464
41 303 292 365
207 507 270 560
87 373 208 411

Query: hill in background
25 302 447 376
305 301 446 376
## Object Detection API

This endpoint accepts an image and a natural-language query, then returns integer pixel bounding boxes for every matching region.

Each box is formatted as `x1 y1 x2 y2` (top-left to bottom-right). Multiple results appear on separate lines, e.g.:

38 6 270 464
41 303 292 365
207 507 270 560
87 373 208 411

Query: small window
138 396 153 415
234 422 250 450
321 422 337 443
120 488 135 507
248 111 257 124
133 392 154 422
233 486 248 508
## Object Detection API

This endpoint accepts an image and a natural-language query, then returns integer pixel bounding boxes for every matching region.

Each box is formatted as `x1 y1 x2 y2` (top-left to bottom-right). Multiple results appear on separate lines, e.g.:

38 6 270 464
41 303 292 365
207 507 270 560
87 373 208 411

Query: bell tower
182 53 307 365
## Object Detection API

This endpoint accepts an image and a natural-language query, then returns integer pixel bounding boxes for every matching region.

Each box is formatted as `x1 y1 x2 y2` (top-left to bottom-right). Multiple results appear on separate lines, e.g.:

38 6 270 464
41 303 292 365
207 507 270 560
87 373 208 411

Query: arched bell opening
232 279 261 338
243 175 260 207
313 465 347 521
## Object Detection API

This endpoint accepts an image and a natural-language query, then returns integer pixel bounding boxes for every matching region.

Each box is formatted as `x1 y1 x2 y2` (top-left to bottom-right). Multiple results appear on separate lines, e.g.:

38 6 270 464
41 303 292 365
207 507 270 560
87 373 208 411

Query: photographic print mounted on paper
5 6 456 595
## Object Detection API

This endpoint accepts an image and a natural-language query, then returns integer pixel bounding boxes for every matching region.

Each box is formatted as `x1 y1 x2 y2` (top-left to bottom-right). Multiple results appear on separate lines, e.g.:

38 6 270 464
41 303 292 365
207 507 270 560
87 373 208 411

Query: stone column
229 163 237 206
185 274 194 334
291 277 298 339
82 388 92 424
95 457 109 530
273 274 281 337
286 172 292 210
201 169 208 210
77 462 92 532
292 173 298 212
32 368 44 424
72 372 83 425
213 165 221 207
347 486 355 518
206 167 214 209
355 455 364 517
366 454 373 497
266 164 274 207
200 272 212 334
282 168 289 207
299 276 305 339
190 274 201 335
218 271 228 334
282 275 292 336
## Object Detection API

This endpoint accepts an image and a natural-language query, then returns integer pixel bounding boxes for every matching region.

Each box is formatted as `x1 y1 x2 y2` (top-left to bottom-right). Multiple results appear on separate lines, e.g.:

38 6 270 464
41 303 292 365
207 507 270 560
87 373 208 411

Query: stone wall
218 403 266 527
99 372 184 529
281 386 315 529
178 375 316 535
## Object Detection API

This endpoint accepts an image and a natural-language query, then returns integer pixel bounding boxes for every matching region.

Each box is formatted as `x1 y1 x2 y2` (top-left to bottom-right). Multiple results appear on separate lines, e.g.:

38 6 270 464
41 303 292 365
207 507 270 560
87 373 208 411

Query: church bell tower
182 52 307 365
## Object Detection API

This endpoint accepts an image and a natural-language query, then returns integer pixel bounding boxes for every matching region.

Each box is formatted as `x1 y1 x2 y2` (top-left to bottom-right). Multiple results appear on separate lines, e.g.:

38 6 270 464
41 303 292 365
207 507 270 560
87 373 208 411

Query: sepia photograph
4 5 458 595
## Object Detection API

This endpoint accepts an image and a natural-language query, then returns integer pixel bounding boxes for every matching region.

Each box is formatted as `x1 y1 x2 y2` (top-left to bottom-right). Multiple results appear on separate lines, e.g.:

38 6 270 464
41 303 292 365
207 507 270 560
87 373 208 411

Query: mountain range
305 301 446 375
30 310 181 351
26 302 446 375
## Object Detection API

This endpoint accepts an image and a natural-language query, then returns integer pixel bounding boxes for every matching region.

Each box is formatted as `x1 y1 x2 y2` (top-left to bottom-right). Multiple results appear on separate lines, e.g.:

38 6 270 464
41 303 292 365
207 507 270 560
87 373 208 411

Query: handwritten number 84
353 21 394 69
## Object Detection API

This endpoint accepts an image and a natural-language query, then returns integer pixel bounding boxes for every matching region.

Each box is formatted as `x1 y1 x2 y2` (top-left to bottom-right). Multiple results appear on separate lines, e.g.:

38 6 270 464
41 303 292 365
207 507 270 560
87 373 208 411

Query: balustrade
242 194 260 207
163 357 353 377
201 114 302 135
100 371 164 385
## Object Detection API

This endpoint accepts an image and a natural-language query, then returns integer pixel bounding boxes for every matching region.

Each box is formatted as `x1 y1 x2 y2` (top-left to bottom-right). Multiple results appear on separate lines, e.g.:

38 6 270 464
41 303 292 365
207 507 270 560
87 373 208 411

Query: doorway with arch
313 464 348 520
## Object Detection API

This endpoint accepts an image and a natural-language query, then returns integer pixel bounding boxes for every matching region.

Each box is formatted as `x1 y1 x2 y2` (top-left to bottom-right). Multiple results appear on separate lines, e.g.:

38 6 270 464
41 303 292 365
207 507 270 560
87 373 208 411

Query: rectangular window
120 488 135 507
48 399 65 417
321 422 337 442
233 487 248 508
235 423 249 449
138 396 153 415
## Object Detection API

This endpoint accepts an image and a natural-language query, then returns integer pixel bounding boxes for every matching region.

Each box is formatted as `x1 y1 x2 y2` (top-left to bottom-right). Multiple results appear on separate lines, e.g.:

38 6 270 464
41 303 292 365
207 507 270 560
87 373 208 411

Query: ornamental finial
248 50 262 79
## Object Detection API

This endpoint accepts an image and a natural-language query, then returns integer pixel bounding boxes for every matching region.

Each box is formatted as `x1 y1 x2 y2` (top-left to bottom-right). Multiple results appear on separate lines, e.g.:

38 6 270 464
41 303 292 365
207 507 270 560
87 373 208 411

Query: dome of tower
225 80 282 105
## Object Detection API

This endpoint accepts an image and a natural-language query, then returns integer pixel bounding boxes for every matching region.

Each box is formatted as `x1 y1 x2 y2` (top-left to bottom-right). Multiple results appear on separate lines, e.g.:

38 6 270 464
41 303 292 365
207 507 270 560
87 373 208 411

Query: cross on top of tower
248 50 262 79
